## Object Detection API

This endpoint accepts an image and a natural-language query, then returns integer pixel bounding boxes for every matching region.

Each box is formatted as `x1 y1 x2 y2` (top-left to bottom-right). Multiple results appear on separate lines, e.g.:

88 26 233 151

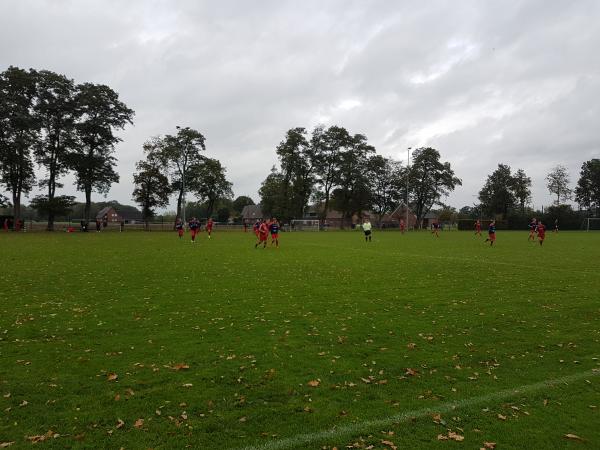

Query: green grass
1 229 599 449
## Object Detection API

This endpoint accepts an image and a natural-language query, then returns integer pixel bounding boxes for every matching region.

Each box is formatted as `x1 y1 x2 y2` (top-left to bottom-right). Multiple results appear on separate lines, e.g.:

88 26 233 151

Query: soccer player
175 218 184 239
255 219 269 249
400 219 405 234
554 219 559 233
206 217 214 239
269 217 280 247
528 218 537 241
189 217 200 243
537 221 546 246
484 220 496 246
362 219 372 242
431 221 440 237
475 219 482 236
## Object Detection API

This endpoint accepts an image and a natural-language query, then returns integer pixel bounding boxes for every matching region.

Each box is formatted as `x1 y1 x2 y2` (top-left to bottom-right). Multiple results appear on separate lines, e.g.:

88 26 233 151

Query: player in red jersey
255 220 269 249
475 219 482 236
269 217 280 247
175 218 184 239
400 219 405 234
537 221 546 246
484 220 496 246
206 218 214 239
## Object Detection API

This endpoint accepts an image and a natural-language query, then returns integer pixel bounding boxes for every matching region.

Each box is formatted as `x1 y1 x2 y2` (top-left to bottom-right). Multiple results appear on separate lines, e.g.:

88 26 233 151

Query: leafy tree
276 127 317 221
149 126 206 225
259 166 287 219
34 70 78 231
512 168 532 213
575 159 600 215
331 134 375 226
30 194 75 219
216 206 231 223
191 157 233 218
232 195 255 215
313 125 352 220
479 164 516 219
0 66 39 222
367 155 403 225
0 193 10 208
409 147 461 227
69 82 134 224
546 165 572 206
132 144 171 230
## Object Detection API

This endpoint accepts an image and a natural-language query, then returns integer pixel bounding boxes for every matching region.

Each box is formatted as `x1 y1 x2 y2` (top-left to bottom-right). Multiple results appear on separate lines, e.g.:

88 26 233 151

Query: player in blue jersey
528 218 537 241
484 220 496 246
269 218 280 247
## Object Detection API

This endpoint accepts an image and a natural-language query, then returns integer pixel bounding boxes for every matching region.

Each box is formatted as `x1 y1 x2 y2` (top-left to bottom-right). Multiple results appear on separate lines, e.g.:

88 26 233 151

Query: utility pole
176 126 186 225
406 147 411 230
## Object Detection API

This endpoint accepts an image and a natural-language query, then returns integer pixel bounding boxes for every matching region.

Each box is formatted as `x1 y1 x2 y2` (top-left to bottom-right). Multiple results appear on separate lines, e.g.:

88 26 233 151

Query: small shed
422 211 438 229
390 204 418 229
96 207 122 223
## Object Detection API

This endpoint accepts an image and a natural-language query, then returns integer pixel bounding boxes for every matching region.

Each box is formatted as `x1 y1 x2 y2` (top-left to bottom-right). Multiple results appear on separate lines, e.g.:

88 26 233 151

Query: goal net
291 219 320 231
583 218 600 231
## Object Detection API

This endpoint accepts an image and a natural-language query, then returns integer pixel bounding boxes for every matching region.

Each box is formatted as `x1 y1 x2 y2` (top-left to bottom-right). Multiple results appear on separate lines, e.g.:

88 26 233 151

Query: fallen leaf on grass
107 372 118 381
134 419 144 429
116 419 125 429
482 443 496 449
26 430 59 443
407 343 416 349
497 414 506 421
0 442 14 448
381 439 397 449
182 383 193 388
564 434 583 441
19 400 28 407
171 363 190 371
307 380 320 387
405 368 419 376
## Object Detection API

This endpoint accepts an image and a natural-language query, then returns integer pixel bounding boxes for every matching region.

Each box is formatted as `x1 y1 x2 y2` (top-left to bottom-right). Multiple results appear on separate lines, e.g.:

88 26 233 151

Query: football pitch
1 230 599 449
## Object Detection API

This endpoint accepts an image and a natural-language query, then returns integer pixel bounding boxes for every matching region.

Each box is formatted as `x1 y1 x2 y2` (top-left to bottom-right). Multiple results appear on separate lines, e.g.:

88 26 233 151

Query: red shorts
191 229 198 237
271 233 278 239
254 230 259 237
206 227 212 233
489 233 496 241
178 229 184 236
538 234 545 240
259 233 268 242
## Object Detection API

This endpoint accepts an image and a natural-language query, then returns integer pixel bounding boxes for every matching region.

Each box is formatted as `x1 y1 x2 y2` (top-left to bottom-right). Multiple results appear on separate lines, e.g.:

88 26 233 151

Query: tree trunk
84 187 92 225
174 188 183 229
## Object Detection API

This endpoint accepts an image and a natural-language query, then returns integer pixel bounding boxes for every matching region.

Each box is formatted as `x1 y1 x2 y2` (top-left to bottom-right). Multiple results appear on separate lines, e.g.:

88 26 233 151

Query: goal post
290 219 320 231
583 217 600 231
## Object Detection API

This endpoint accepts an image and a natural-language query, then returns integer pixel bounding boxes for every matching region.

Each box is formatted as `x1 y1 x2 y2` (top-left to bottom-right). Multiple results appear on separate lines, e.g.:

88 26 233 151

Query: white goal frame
584 217 600 231
290 219 320 231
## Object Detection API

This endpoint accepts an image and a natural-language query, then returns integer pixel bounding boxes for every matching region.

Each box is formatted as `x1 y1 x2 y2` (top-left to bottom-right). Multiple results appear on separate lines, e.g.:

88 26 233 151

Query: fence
15 220 246 233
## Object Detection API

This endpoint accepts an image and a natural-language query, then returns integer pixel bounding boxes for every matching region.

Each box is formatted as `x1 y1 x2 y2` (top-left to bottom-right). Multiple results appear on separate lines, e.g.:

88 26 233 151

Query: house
390 204 418 229
422 211 438 229
241 205 263 224
96 207 122 223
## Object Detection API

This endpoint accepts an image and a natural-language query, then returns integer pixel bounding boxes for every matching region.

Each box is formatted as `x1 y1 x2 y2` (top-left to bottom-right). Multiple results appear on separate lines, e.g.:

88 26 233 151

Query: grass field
1 229 599 449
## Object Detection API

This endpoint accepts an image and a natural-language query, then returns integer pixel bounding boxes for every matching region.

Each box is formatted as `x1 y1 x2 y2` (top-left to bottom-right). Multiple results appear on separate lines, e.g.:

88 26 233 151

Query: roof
96 207 114 219
424 211 438 219
241 204 263 219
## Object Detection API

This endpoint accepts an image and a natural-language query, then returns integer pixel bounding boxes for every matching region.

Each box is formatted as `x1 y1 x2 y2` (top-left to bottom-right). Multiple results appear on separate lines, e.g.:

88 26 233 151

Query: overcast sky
1 0 599 211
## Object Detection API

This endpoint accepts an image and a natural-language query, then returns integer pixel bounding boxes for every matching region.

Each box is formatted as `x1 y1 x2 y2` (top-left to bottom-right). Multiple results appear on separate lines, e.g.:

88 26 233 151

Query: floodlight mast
406 147 411 230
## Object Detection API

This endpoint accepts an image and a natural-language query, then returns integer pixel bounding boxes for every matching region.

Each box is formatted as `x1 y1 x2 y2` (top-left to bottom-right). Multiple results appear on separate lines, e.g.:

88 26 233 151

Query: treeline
258 126 461 226
0 66 134 230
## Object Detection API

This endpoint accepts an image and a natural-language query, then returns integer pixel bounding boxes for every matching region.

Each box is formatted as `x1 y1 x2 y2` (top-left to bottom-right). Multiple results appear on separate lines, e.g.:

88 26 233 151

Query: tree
367 155 403 225
512 168 532 213
313 125 352 220
34 70 78 231
331 134 375 227
69 82 134 224
30 194 75 219
546 165 572 206
149 127 206 225
0 193 10 208
409 147 461 227
479 164 516 219
132 143 171 230
232 195 255 215
259 166 287 219
575 159 600 215
191 157 233 218
0 66 39 222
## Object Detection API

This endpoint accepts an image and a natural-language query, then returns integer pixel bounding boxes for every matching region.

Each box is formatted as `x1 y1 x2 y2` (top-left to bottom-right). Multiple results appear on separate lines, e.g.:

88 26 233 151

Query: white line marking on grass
236 369 599 450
